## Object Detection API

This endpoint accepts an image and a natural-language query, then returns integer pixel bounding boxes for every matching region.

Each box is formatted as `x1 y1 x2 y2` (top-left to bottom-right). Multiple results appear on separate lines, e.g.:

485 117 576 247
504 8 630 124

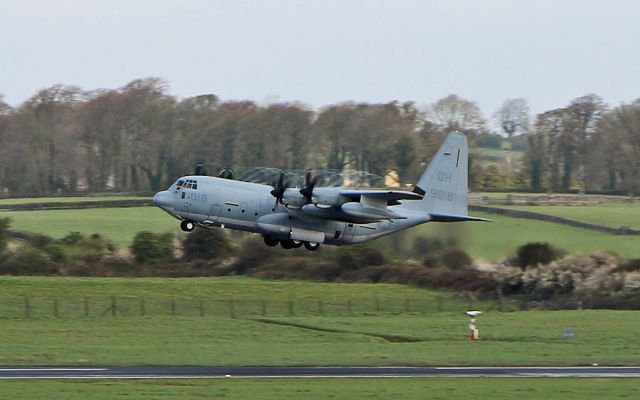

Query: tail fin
403 132 469 215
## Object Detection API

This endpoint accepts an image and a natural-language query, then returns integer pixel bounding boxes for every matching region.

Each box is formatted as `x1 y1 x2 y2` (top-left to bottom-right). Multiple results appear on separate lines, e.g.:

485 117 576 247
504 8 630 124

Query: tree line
0 77 639 196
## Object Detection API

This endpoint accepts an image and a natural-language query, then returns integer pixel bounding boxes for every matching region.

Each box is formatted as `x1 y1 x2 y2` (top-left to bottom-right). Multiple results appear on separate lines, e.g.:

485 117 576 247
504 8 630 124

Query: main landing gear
263 236 320 251
180 220 195 232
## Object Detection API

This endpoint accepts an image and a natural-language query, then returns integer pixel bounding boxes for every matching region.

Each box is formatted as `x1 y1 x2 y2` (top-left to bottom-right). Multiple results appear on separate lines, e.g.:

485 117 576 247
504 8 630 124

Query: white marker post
465 311 482 340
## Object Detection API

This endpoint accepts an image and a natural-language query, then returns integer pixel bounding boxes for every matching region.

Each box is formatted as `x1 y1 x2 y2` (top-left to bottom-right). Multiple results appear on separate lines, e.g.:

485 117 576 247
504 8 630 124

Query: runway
1 366 639 379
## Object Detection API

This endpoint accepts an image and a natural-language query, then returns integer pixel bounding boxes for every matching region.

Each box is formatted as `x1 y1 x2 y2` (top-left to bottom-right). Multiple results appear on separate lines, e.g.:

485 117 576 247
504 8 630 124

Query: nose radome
153 191 173 209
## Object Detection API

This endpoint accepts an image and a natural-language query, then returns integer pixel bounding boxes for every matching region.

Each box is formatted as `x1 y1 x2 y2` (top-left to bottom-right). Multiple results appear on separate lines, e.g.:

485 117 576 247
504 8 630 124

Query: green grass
0 207 177 246
3 206 640 260
0 378 637 400
408 211 640 261
0 277 638 367
0 196 146 205
496 204 640 229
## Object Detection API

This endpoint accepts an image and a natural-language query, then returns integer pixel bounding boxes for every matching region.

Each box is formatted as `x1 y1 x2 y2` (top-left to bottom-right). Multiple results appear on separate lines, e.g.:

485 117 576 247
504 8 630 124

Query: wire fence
1 295 636 319
0 296 516 319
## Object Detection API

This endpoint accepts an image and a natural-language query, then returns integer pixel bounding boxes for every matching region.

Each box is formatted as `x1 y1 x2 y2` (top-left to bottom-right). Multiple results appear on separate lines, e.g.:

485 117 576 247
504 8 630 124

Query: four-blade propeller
270 171 287 207
299 171 318 203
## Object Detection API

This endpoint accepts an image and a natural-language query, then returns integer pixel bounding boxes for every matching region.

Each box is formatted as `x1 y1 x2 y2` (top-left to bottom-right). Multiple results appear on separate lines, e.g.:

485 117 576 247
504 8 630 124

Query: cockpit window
175 179 197 191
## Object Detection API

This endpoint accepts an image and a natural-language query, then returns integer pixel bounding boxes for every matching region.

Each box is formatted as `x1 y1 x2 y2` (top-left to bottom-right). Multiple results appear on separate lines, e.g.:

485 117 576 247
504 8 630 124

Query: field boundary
470 205 640 236
0 199 151 211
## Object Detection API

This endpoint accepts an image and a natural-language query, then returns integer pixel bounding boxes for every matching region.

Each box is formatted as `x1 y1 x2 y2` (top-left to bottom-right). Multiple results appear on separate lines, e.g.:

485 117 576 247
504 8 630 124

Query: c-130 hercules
153 132 488 251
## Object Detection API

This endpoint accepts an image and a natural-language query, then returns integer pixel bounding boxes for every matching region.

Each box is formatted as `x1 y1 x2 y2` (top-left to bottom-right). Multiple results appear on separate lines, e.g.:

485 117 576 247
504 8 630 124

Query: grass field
0 206 177 246
0 378 637 400
0 195 145 205
409 211 640 260
0 277 638 367
495 203 640 229
3 206 640 260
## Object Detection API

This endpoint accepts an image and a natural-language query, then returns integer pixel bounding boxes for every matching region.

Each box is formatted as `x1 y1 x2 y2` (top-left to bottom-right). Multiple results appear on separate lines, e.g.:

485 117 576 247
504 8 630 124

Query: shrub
438 247 473 270
334 244 386 270
0 245 56 275
43 244 69 264
182 228 233 261
411 236 445 258
130 231 174 264
62 231 84 245
515 242 564 268
0 217 10 253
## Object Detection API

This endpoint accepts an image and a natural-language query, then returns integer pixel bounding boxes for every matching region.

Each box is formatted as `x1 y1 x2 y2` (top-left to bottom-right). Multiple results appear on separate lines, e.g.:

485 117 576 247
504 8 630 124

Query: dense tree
0 80 638 198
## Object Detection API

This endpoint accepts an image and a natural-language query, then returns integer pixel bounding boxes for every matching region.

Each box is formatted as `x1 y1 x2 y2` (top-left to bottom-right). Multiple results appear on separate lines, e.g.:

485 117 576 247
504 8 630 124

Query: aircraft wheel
263 236 279 247
280 240 294 249
291 239 303 248
304 241 320 251
180 220 195 232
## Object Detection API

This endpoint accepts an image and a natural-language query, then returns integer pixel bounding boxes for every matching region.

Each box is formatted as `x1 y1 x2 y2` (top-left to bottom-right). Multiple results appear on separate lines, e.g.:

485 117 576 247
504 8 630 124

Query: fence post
229 300 235 318
288 301 294 316
404 299 411 313
346 299 352 315
374 298 380 313
84 296 89 317
261 300 266 317
437 297 443 313
53 298 59 318
24 297 31 318
199 300 205 317
171 299 176 316
111 297 117 316
318 299 323 316
140 298 145 316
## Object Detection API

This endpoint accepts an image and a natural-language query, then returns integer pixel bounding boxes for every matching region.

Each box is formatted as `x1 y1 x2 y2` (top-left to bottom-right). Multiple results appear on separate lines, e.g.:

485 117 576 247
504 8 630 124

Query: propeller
194 163 207 176
270 171 286 207
299 170 318 203
218 167 234 180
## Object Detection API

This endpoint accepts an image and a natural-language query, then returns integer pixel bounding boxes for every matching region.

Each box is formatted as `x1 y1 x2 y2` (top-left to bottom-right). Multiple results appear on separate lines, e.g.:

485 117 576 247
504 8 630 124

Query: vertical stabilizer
402 132 469 216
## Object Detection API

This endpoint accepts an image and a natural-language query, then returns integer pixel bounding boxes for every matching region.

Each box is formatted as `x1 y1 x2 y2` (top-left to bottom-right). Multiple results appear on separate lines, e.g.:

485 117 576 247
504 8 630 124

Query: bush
62 231 84 245
334 244 386 270
0 217 10 253
438 247 473 270
182 228 233 261
515 242 564 268
475 133 503 149
130 231 174 264
0 245 56 275
411 236 446 258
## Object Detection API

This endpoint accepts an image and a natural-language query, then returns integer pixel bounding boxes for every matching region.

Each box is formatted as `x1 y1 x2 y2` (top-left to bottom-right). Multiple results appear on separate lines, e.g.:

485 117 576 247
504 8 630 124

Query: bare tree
427 94 486 133
565 94 607 193
494 98 530 138
598 100 640 196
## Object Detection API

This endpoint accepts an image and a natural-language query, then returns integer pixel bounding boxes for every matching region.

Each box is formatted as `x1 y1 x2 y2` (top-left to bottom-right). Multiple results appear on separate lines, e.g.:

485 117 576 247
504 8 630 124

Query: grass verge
0 378 637 400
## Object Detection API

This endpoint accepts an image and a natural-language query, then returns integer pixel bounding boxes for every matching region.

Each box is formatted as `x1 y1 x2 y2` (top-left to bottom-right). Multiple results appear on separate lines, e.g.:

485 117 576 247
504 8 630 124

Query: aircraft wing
338 190 423 206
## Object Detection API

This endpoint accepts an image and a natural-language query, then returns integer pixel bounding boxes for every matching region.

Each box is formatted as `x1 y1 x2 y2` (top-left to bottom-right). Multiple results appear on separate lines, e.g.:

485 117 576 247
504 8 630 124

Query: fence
1 295 635 319
0 296 516 319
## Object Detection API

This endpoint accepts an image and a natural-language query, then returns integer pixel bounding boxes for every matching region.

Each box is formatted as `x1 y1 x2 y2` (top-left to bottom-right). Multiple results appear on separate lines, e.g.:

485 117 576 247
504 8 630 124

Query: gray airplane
152 132 488 251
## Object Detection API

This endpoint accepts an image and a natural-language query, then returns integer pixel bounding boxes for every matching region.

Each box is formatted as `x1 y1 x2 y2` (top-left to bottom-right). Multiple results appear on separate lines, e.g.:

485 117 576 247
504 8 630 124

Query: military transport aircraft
152 132 488 251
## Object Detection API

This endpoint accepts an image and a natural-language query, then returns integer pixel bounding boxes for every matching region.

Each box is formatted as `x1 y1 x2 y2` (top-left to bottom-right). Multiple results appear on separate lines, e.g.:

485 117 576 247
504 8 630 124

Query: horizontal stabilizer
429 213 491 223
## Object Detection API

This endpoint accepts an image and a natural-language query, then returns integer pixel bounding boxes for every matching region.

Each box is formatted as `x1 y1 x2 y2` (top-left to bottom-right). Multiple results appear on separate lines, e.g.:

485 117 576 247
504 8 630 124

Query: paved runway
1 366 640 379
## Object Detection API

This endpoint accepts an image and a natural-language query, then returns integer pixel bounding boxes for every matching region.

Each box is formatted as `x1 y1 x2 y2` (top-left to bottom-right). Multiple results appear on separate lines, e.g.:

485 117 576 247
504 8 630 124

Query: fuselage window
193 182 198 190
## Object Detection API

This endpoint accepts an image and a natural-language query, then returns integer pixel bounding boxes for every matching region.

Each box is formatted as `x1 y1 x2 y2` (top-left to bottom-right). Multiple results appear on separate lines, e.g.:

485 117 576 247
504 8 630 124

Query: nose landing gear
180 220 195 232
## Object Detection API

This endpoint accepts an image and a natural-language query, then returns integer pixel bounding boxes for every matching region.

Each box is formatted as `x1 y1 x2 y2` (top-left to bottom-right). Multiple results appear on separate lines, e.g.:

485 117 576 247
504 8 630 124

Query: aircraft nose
153 191 174 209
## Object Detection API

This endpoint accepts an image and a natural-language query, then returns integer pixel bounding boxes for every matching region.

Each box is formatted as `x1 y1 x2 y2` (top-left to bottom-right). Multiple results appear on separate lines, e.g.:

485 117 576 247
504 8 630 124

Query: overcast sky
1 0 639 119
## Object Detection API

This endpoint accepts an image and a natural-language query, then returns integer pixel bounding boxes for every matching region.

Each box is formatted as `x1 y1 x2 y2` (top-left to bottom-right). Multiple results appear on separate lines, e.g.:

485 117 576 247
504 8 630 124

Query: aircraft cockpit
175 179 198 191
